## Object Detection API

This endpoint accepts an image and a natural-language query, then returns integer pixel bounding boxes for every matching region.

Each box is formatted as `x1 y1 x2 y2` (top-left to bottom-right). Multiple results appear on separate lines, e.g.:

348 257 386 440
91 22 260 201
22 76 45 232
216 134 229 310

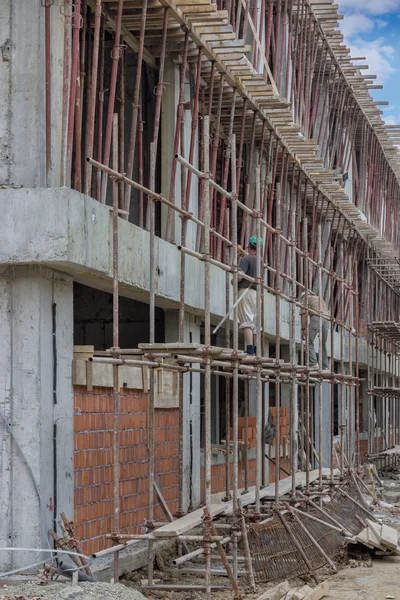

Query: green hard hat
249 235 264 248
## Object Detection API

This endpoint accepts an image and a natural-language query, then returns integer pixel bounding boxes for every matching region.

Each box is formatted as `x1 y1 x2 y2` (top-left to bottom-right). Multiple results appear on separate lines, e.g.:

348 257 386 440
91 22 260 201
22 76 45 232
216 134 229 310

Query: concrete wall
0 0 64 188
0 266 73 569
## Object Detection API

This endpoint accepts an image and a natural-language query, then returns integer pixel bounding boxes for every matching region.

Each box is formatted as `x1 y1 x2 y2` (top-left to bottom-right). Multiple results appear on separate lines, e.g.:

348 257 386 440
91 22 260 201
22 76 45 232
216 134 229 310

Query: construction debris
256 581 290 600
0 582 146 600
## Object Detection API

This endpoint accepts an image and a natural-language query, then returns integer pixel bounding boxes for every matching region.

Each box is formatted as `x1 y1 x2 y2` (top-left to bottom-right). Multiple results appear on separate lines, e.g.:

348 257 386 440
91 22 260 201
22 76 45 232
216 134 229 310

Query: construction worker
300 291 330 370
235 236 263 355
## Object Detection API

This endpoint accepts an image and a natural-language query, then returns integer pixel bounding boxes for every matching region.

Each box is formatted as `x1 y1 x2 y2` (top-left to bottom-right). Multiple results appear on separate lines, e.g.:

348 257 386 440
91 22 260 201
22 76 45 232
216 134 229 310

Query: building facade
1 0 400 567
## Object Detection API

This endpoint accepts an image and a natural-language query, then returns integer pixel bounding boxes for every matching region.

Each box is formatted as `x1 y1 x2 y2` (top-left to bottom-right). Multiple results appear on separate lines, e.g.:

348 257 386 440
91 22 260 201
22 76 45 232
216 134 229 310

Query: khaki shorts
238 288 258 332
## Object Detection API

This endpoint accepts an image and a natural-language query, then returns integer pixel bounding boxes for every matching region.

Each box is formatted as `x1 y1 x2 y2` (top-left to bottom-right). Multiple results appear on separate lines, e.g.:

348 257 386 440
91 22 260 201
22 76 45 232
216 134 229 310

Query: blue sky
338 0 400 125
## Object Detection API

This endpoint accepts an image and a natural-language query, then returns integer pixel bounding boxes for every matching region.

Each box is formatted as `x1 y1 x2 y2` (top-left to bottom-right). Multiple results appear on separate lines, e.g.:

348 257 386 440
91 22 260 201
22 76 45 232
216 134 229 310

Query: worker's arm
232 269 245 285
232 255 247 285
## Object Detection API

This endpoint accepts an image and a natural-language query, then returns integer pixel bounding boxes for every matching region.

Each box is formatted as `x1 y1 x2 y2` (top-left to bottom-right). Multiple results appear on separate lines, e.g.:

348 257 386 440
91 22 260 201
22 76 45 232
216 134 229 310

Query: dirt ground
326 555 400 600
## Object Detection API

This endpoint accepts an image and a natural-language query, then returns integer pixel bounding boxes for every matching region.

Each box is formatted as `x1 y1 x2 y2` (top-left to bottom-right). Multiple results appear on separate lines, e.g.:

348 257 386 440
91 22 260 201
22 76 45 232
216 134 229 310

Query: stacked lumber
349 519 400 556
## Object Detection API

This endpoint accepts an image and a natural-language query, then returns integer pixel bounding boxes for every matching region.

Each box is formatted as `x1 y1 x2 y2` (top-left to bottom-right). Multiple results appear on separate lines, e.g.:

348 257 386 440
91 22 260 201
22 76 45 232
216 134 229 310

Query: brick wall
74 386 179 555
73 386 290 555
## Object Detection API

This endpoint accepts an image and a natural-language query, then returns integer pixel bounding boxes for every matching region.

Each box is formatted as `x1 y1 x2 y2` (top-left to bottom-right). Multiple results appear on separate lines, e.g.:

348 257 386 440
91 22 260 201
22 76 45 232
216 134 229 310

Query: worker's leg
308 315 319 366
243 327 253 347
238 289 256 354
321 319 329 369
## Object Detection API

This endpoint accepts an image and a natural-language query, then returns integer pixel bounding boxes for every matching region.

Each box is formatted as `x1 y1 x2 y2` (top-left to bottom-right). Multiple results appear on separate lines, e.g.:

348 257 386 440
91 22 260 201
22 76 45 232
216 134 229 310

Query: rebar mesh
248 516 309 582
322 481 373 536
296 510 344 558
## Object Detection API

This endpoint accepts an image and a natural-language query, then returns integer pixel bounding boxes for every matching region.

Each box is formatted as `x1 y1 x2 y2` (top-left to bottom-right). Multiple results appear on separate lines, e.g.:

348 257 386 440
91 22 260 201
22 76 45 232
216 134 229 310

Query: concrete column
314 382 331 468
160 58 199 247
280 345 298 472
0 266 73 570
165 310 201 511
0 0 64 188
263 343 270 484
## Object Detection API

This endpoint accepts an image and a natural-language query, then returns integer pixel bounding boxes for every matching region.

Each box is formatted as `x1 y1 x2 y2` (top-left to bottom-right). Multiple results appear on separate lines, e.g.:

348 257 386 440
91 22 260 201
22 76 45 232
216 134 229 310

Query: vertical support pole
303 217 311 491
44 0 52 184
147 142 157 585
255 166 262 514
85 0 102 195
231 134 239 518
203 117 212 508
96 17 105 201
339 242 345 472
100 0 124 203
317 223 323 491
123 0 149 213
290 206 297 496
275 183 282 503
66 0 82 185
111 113 120 582
61 0 73 187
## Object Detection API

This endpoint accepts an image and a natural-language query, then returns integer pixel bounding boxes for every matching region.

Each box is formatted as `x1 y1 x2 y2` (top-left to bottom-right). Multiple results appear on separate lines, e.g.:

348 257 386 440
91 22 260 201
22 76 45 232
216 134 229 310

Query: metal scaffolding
49 0 400 594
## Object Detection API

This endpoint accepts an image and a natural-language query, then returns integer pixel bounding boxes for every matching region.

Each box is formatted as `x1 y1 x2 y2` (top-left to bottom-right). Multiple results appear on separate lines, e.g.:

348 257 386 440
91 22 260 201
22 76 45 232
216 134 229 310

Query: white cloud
340 13 375 37
338 0 400 15
383 109 400 125
345 37 396 82
376 18 389 27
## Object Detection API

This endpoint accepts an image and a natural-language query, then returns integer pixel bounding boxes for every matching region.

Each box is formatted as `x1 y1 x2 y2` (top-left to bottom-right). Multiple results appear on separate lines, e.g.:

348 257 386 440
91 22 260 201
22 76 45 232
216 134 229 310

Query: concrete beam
0 188 373 367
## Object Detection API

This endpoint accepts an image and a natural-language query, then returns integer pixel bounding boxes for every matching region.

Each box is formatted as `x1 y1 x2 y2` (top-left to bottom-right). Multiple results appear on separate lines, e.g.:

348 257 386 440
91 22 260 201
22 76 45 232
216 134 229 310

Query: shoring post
203 117 212 508
339 242 345 473
111 113 121 582
231 134 240 529
123 0 148 214
84 0 102 195
66 0 81 185
290 205 297 496
100 0 124 203
224 205 232 501
237 499 255 592
119 47 125 211
96 17 105 201
147 142 157 586
74 22 82 192
275 183 282 504
317 223 323 492
255 165 262 514
61 0 72 187
303 216 311 492
138 109 144 228
44 0 52 183
348 249 354 466
330 246 335 486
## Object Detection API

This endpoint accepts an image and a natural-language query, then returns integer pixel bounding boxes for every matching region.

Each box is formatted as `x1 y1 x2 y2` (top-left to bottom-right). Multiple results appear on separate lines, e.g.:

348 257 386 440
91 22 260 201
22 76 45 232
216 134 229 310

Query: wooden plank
381 523 398 549
74 345 95 353
290 586 313 600
303 581 329 600
153 504 226 537
365 526 384 550
256 581 290 600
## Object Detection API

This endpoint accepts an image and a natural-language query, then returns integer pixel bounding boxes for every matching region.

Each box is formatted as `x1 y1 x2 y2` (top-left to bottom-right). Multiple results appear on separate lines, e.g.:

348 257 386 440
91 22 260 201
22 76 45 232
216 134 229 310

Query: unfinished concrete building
1 0 400 591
